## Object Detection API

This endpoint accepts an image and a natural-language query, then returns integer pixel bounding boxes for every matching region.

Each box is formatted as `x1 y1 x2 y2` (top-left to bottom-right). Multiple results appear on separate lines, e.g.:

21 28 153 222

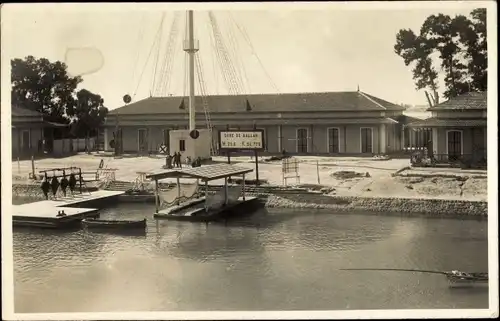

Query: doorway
360 127 373 154
447 130 462 162
138 129 148 154
296 128 308 153
21 130 30 155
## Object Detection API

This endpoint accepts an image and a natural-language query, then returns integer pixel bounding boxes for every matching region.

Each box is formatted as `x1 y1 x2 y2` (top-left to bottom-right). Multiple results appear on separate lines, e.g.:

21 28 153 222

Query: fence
51 137 97 156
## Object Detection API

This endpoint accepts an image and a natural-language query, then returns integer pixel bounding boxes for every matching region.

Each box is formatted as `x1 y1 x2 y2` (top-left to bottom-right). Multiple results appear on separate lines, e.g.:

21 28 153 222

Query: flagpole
185 10 198 132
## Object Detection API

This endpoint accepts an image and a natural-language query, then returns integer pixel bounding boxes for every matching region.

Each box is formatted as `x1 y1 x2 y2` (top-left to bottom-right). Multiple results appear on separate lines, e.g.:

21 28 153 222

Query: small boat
340 268 488 287
82 218 147 230
445 270 489 285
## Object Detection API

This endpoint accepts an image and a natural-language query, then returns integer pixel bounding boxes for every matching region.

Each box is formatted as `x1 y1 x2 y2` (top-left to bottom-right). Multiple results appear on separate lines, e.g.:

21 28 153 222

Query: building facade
407 91 487 164
11 106 46 159
104 91 409 156
11 106 72 159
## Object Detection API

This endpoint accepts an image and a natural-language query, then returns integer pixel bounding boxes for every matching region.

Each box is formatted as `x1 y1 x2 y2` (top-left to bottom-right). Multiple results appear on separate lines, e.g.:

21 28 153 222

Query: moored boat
82 218 147 230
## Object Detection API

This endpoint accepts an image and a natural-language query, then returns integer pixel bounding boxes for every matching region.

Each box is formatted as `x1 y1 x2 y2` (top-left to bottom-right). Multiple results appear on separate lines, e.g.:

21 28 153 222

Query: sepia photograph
1 1 498 320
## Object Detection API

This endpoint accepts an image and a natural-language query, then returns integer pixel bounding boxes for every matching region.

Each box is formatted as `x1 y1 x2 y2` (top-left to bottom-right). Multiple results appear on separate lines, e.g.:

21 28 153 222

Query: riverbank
11 182 488 219
12 153 488 201
264 194 487 219
10 154 488 219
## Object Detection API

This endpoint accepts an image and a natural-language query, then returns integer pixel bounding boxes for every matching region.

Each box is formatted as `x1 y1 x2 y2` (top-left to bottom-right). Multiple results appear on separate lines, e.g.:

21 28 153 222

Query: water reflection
12 202 489 312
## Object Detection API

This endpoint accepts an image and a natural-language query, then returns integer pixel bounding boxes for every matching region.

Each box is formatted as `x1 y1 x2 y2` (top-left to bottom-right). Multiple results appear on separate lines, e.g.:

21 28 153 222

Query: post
344 126 347 154
176 177 181 205
226 124 231 164
316 160 320 185
224 177 229 205
96 127 99 153
154 179 159 213
186 10 197 132
254 123 259 185
282 159 285 186
17 157 20 174
78 168 83 194
379 124 387 154
278 125 282 152
205 179 209 212
242 173 246 201
31 155 35 179
402 126 406 150
254 150 259 185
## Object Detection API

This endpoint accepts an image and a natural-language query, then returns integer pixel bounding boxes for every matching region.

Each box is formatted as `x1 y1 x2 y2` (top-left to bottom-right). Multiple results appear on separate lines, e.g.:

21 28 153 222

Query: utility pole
184 10 198 132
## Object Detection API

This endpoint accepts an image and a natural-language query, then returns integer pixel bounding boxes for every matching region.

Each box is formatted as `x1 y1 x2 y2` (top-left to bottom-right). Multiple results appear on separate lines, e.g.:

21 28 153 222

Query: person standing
177 152 182 168
173 152 178 168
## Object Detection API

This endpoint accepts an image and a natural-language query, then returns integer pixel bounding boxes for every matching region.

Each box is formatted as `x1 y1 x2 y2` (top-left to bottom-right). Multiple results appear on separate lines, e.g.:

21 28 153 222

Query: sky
1 2 489 110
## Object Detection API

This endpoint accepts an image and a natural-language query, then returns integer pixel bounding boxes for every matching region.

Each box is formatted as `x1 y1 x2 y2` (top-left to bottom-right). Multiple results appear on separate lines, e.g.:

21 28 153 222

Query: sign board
218 130 265 151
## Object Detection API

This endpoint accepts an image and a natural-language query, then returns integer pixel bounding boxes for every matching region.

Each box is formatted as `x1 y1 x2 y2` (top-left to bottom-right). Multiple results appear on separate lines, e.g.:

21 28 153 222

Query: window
179 139 186 152
327 128 339 153
296 128 308 153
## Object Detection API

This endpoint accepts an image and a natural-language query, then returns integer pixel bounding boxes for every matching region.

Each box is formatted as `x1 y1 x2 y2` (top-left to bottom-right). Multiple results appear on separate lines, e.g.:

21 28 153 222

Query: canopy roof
146 163 253 182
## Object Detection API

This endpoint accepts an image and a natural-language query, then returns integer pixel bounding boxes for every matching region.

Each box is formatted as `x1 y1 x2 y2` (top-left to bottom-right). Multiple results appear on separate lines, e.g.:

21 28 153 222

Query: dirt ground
11 153 488 201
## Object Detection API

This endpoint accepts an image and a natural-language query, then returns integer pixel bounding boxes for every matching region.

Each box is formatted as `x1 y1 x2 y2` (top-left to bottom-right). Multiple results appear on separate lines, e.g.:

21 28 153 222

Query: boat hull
446 273 488 287
154 197 263 222
82 218 147 230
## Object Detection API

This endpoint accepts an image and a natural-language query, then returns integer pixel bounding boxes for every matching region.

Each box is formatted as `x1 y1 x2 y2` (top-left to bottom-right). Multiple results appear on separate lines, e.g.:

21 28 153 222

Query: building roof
109 91 404 116
428 92 487 111
146 164 253 181
403 109 431 120
407 118 487 128
11 106 43 117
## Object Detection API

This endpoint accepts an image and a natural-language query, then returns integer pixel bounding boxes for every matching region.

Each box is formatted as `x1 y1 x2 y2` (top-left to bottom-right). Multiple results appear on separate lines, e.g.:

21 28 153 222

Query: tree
394 8 487 103
67 89 109 140
11 56 82 123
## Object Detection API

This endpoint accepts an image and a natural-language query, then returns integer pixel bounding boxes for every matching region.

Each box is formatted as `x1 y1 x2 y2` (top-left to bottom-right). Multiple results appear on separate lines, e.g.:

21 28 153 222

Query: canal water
12 202 488 312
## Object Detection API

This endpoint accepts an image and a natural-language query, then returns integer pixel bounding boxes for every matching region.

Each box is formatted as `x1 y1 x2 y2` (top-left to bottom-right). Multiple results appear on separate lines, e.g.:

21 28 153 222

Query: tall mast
184 10 198 131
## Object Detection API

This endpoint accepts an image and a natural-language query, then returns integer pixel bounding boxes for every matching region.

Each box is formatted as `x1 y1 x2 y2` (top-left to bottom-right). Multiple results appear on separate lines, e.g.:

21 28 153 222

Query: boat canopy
146 163 253 182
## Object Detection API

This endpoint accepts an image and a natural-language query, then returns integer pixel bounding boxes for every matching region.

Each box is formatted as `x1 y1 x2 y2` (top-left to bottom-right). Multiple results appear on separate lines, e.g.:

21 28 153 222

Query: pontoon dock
146 164 262 222
13 190 125 228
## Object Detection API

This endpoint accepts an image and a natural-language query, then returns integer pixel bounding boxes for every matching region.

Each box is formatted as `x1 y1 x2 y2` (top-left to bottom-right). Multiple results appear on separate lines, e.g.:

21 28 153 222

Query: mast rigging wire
225 13 251 94
132 14 165 99
154 11 181 97
228 12 280 93
208 11 248 96
151 12 166 96
130 13 146 96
